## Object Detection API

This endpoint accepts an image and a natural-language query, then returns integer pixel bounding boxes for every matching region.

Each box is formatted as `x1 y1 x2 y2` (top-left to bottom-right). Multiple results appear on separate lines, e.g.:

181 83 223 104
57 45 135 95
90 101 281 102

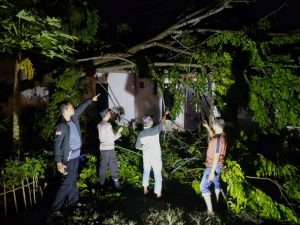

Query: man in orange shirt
201 118 227 215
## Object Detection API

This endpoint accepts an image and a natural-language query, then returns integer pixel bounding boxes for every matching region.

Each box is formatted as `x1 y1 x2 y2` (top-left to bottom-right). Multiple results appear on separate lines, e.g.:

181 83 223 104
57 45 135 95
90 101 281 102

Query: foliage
117 149 142 187
249 67 300 131
0 115 9 132
254 153 297 178
20 58 34 80
102 212 136 225
0 3 77 59
38 67 82 141
2 156 46 188
207 31 264 68
0 0 78 155
142 205 184 225
254 153 300 204
206 30 300 132
152 37 234 119
222 158 299 224
161 133 203 182
63 1 100 44
152 66 186 118
77 155 98 195
116 23 132 34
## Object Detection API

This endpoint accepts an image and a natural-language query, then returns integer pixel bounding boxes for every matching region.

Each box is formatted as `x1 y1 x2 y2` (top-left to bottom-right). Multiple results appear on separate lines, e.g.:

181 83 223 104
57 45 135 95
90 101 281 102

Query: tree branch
152 62 202 68
246 176 296 212
260 2 288 22
77 1 235 66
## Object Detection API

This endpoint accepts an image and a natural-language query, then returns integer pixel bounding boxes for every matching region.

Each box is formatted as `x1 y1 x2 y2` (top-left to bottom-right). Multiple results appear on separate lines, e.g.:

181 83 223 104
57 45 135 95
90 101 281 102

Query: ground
1 179 280 225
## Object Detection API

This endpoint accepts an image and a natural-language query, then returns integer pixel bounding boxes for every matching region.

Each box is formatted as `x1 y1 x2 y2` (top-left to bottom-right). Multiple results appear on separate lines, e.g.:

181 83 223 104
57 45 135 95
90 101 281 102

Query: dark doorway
96 83 109 113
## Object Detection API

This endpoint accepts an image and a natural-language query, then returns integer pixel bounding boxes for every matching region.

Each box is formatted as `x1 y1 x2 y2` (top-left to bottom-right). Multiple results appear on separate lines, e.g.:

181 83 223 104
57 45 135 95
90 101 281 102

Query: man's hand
57 162 67 174
117 127 123 133
92 94 100 101
208 172 215 182
203 120 209 129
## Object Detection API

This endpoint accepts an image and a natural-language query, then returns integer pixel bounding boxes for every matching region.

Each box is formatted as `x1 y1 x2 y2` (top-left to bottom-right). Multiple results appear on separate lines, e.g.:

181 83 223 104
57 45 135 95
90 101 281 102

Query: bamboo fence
0 172 43 219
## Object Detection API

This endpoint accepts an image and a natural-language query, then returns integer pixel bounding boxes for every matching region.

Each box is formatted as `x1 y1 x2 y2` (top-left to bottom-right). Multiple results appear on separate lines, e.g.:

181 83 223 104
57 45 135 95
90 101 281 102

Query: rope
98 82 130 124
108 84 122 110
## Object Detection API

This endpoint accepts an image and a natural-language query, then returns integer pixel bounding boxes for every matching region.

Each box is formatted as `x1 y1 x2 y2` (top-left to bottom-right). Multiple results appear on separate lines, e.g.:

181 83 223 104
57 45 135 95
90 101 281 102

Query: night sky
96 0 300 44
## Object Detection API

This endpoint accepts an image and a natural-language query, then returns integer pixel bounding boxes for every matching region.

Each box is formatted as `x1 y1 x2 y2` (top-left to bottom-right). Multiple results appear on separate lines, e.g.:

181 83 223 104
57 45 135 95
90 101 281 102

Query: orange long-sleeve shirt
205 133 227 167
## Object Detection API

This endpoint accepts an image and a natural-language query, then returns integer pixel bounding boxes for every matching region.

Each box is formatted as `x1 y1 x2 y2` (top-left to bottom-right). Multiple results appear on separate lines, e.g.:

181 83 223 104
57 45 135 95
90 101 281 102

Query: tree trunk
12 50 21 159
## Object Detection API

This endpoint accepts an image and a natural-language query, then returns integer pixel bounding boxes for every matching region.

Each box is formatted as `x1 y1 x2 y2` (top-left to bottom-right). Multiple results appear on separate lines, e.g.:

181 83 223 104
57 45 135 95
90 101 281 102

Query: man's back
136 123 162 158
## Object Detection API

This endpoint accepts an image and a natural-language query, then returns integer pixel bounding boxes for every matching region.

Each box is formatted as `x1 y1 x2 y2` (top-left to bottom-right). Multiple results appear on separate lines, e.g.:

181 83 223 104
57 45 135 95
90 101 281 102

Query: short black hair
59 101 71 115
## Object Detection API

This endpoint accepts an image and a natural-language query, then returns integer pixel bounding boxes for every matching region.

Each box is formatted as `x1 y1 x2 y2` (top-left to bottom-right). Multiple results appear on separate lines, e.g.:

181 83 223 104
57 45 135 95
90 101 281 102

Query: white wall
135 78 162 124
107 72 136 125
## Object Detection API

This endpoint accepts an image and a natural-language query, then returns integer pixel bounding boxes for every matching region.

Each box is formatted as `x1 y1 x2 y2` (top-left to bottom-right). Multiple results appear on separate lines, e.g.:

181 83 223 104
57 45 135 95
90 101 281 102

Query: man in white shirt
135 110 169 198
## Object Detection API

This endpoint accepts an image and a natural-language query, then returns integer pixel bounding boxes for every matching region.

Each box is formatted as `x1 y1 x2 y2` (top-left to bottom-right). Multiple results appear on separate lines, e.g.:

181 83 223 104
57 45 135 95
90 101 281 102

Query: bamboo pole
2 171 7 219
12 185 18 213
0 174 44 218
32 176 36 204
21 180 27 210
26 177 32 207
36 174 43 198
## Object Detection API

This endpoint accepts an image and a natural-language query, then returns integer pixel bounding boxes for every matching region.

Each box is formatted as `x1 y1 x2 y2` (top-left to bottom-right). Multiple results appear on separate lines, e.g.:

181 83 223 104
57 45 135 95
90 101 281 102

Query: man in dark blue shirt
51 94 99 215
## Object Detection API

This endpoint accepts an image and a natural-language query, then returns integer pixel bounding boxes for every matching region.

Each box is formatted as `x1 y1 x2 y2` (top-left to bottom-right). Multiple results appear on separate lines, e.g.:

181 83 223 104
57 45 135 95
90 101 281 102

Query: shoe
156 192 162 198
76 202 85 207
156 195 163 200
99 184 105 191
207 211 215 217
114 180 122 190
51 211 63 217
69 202 86 210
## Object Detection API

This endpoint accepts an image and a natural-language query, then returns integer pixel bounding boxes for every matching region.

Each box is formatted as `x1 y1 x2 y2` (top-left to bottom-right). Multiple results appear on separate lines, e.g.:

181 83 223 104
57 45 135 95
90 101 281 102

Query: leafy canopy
0 2 77 60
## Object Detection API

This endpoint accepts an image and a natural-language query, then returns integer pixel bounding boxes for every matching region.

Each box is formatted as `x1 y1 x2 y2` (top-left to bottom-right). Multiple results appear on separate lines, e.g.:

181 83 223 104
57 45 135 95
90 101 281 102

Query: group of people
51 94 227 217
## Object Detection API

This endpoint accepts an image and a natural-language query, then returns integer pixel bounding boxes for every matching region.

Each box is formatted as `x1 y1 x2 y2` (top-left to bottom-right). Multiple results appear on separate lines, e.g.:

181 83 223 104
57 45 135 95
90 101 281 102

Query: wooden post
21 180 27 210
12 185 18 213
26 177 32 207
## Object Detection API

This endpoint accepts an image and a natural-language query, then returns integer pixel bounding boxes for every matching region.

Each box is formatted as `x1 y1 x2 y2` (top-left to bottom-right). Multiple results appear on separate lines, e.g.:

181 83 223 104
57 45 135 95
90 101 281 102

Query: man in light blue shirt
135 110 168 198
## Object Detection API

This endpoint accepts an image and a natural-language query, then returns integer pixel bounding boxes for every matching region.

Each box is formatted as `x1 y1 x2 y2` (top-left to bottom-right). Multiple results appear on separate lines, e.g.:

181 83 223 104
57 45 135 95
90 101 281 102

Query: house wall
94 72 163 125
107 72 136 125
135 77 162 124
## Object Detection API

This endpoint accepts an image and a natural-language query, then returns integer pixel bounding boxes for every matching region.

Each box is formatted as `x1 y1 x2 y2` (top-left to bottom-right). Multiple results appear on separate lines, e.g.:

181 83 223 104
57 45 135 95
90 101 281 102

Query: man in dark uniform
51 94 100 216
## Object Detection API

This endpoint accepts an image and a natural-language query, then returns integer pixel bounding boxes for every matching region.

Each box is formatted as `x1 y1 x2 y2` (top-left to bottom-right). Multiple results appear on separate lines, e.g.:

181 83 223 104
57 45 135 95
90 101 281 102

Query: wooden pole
21 180 27 210
12 185 18 213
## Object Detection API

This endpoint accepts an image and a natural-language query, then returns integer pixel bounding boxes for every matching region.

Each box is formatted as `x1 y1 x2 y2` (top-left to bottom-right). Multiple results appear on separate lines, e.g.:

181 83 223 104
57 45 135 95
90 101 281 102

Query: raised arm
203 120 214 138
160 110 169 123
74 94 100 118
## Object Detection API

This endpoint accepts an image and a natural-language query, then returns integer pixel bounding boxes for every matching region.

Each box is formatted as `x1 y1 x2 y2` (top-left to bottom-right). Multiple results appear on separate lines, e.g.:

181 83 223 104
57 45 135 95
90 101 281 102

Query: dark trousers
51 158 79 212
99 150 119 185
